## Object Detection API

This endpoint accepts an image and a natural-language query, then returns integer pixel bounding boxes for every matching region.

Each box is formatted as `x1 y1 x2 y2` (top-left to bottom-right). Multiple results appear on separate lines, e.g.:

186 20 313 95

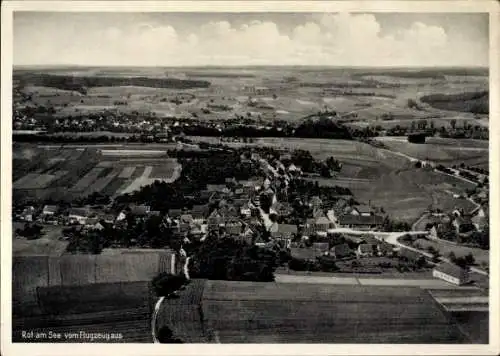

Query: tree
157 326 184 343
450 119 457 130
454 256 468 269
151 273 188 297
464 252 475 266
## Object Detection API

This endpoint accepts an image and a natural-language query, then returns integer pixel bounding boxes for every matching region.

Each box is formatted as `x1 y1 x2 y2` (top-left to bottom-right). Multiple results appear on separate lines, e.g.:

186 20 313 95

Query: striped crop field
119 166 154 194
70 167 105 193
14 173 60 189
86 168 122 194
119 166 137 178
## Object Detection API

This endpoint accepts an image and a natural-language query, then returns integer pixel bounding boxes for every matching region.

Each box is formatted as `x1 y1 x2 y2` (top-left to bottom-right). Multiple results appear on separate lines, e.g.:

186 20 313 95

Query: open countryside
12 63 490 343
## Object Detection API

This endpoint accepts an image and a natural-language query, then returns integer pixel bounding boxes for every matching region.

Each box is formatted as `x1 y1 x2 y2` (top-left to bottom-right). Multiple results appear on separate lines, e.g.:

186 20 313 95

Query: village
13 138 490 289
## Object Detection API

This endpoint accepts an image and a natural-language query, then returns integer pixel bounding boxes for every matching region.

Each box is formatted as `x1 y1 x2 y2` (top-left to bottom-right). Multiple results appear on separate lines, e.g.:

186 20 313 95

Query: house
232 198 248 209
333 199 348 215
219 205 239 219
303 218 317 235
471 206 489 232
86 218 105 231
290 247 319 261
310 196 323 209
206 184 229 193
471 214 488 232
240 202 253 218
312 207 325 219
20 206 36 222
225 218 244 235
68 208 90 225
178 214 194 233
198 190 214 202
190 204 210 223
103 214 116 224
452 216 476 234
357 244 375 257
349 204 373 217
267 221 279 234
42 205 58 216
271 202 293 217
433 263 470 285
326 209 338 226
330 243 352 260
129 204 151 217
313 242 329 254
207 210 224 230
337 215 384 230
315 216 333 232
168 208 183 219
270 224 298 239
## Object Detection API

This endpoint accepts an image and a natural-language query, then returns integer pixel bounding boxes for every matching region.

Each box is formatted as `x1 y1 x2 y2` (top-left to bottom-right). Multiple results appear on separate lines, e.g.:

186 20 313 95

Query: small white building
42 205 58 216
433 262 470 286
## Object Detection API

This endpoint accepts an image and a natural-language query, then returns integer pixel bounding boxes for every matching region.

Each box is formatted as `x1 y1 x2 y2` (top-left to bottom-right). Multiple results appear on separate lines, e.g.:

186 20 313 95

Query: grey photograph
10 10 490 344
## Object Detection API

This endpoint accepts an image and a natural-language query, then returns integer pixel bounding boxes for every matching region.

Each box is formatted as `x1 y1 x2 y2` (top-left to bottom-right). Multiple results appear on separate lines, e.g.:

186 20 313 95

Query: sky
13 12 489 67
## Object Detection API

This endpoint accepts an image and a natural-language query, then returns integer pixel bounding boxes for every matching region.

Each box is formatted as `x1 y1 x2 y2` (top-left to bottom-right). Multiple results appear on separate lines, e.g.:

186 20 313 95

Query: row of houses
428 205 489 239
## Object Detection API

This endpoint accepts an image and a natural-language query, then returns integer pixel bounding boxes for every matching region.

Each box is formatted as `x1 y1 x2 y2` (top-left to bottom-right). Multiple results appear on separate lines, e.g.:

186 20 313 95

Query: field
351 167 479 222
12 143 181 202
375 136 488 165
13 224 68 257
413 238 489 266
159 279 470 343
15 67 488 125
12 281 154 342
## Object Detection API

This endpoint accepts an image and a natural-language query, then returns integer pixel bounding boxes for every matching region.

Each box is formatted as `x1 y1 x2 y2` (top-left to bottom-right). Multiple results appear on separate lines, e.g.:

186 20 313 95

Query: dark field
12 281 154 343
157 279 472 343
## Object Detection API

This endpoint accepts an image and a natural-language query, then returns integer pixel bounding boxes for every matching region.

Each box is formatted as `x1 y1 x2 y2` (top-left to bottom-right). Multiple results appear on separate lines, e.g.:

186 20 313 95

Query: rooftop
338 214 384 226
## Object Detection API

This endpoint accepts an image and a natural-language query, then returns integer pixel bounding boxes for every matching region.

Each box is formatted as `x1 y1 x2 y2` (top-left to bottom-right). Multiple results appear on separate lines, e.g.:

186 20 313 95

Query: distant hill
420 90 489 114
13 72 211 94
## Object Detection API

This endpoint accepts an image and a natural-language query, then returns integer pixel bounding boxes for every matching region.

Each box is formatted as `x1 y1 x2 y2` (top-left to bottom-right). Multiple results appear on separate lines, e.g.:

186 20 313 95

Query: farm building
154 279 470 343
337 214 384 230
433 263 470 286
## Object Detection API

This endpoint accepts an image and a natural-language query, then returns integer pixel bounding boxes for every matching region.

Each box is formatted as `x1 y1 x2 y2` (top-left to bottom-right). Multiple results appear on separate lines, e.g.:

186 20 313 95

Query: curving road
326 228 487 276
151 255 191 343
